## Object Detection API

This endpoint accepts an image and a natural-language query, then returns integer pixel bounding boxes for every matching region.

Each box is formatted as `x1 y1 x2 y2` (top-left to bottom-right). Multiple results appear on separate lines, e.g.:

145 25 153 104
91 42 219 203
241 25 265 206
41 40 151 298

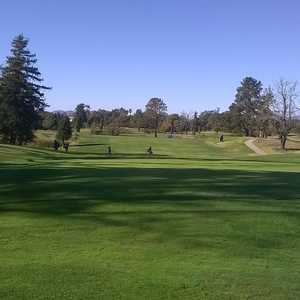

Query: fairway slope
1 133 300 299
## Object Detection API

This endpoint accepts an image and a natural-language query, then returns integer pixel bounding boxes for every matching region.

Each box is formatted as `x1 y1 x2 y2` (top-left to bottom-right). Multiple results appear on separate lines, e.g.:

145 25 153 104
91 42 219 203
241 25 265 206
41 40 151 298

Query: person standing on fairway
63 142 69 152
53 140 59 151
108 146 112 155
147 146 153 156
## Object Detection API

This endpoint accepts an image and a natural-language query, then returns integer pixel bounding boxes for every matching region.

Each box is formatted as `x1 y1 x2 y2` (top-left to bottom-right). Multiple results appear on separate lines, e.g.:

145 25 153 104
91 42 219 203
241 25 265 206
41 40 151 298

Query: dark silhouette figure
53 140 60 151
63 142 69 152
219 134 224 142
147 146 153 155
107 146 112 155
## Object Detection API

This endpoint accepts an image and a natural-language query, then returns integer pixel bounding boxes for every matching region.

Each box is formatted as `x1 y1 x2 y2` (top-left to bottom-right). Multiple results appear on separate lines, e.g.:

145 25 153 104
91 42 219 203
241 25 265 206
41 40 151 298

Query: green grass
1 130 300 299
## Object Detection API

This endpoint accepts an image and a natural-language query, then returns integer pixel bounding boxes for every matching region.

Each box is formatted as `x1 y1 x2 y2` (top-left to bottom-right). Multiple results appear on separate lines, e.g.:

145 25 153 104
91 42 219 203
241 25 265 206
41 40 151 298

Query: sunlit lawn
0 131 300 299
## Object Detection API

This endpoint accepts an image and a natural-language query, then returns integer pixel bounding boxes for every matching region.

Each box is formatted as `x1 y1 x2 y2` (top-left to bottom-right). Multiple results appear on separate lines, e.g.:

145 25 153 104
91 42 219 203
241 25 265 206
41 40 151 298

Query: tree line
1 35 299 149
43 77 299 150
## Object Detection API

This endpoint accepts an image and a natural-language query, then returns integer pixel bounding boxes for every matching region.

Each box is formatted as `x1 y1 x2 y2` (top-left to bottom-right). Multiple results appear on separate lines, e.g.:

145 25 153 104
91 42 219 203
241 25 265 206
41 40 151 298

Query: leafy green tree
88 109 110 132
110 108 130 128
168 114 179 134
88 111 102 134
257 88 274 138
133 109 144 131
56 116 72 143
199 109 222 133
73 103 89 132
208 110 223 133
40 112 58 130
0 34 50 144
177 112 191 134
198 110 213 132
144 98 167 137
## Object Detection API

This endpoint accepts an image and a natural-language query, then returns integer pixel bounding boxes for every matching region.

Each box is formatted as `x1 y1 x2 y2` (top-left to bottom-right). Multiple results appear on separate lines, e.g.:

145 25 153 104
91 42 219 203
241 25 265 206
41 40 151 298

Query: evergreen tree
56 116 72 143
231 77 263 136
0 34 50 144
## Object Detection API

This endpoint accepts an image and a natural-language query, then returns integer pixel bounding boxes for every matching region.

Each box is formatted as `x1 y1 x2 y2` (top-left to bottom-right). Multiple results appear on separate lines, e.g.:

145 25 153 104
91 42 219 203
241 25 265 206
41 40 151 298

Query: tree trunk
154 116 158 137
248 128 252 137
10 133 16 145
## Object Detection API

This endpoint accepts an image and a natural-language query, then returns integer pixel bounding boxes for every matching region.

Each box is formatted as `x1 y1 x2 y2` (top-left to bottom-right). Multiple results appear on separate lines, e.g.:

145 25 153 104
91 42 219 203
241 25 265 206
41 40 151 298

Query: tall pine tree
0 34 50 144
231 77 263 136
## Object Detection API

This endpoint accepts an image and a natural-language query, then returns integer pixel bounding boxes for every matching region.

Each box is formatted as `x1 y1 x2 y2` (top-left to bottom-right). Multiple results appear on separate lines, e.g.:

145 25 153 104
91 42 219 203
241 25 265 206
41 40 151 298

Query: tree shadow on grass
0 143 171 161
55 153 171 160
0 166 300 214
1 165 300 253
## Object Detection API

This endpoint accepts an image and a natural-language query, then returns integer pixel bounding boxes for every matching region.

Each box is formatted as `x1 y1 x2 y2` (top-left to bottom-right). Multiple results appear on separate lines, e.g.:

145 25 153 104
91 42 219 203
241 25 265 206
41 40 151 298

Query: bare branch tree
273 79 299 150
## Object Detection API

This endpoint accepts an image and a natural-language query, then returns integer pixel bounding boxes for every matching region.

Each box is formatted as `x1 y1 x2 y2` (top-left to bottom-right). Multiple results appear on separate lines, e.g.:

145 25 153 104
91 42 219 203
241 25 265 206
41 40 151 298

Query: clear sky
1 0 300 113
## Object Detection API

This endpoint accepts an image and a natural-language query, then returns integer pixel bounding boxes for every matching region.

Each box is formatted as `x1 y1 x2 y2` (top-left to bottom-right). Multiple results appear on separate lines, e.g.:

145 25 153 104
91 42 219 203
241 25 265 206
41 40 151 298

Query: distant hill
51 110 74 117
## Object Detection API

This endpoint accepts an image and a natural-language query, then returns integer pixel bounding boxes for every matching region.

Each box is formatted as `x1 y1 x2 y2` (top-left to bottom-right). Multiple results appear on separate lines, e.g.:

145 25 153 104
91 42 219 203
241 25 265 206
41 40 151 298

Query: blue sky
1 0 300 113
